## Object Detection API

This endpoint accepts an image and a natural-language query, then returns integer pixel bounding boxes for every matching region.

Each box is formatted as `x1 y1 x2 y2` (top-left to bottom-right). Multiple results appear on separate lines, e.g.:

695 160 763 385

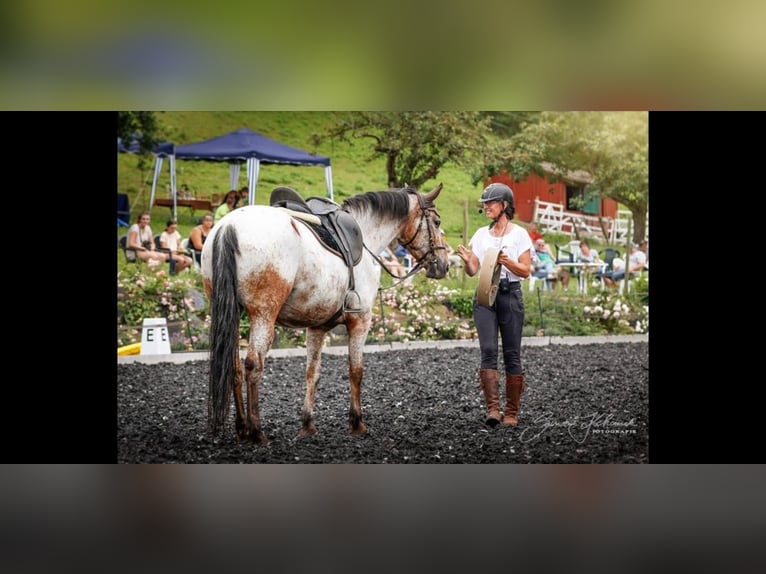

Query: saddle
270 187 364 313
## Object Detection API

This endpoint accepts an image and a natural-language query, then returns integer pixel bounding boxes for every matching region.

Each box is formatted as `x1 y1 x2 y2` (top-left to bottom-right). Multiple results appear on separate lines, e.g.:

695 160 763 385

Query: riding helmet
479 183 514 208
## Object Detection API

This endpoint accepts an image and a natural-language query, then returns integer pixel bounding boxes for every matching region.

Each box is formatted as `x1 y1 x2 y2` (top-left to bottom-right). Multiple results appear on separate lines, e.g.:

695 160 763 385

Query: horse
201 184 451 444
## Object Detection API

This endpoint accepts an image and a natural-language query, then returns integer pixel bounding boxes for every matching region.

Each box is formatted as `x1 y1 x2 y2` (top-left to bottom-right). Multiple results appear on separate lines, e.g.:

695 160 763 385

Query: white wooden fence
532 198 643 243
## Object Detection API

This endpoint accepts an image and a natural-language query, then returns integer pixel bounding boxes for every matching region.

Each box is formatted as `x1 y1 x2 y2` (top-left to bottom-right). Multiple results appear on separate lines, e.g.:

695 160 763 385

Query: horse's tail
208 224 241 435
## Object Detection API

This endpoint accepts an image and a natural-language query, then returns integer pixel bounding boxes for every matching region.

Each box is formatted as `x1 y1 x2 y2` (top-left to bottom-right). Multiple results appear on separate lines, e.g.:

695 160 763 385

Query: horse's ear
424 183 443 202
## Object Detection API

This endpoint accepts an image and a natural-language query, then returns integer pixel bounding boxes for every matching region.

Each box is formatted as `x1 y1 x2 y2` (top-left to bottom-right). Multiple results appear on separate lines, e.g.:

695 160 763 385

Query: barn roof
540 161 593 185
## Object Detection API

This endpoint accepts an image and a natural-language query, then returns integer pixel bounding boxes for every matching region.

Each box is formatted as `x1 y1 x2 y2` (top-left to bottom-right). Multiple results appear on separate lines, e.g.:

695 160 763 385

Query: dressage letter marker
140 318 172 355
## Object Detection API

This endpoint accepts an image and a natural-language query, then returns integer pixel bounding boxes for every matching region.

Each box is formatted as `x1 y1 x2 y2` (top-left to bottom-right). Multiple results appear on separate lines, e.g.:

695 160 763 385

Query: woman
188 213 214 266
214 190 240 224
456 183 533 427
126 212 169 264
159 218 193 273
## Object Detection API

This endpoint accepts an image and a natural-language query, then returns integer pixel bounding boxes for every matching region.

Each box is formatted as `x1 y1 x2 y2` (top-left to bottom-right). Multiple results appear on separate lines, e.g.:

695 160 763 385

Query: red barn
488 162 618 224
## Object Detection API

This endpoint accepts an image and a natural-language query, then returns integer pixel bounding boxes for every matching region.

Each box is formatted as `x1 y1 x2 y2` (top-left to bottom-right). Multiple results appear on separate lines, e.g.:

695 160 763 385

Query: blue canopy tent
117 137 177 222
173 127 334 213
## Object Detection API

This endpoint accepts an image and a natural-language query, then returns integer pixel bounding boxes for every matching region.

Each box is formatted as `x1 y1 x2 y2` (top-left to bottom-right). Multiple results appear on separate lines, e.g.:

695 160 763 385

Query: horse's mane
341 187 420 221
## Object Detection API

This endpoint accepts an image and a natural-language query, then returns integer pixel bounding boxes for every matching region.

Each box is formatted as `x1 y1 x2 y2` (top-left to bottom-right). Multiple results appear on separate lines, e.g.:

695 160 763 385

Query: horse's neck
352 214 401 253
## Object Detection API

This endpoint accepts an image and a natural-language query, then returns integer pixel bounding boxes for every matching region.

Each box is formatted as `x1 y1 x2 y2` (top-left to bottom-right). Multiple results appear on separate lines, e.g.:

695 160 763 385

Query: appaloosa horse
202 184 450 444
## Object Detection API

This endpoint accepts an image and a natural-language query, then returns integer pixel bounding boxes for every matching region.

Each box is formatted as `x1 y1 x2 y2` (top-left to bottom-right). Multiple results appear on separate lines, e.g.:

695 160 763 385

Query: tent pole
150 157 163 214
170 155 177 221
250 158 260 205
325 165 334 202
230 162 240 192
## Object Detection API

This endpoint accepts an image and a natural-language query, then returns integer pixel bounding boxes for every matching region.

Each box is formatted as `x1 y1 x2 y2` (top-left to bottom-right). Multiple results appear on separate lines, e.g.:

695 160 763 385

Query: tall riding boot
502 373 526 427
479 368 502 426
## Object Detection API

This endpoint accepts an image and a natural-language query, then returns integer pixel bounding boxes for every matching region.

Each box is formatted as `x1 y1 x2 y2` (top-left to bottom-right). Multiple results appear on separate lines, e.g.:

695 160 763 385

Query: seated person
159 218 193 273
379 247 407 278
394 244 414 270
238 186 249 207
188 213 214 266
214 190 240 223
440 230 463 272
603 243 646 287
126 212 170 264
639 239 649 269
577 239 600 264
532 239 558 290
527 222 544 244
569 239 602 289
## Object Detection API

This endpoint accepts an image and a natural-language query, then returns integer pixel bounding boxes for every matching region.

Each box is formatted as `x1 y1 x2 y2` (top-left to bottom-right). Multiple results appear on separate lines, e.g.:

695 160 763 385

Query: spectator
527 222 544 244
639 239 649 268
577 239 600 263
379 247 407 278
440 229 464 272
570 239 602 291
214 190 240 223
159 218 193 273
238 186 249 207
188 213 214 266
531 238 558 290
603 243 646 287
394 244 413 270
126 212 169 264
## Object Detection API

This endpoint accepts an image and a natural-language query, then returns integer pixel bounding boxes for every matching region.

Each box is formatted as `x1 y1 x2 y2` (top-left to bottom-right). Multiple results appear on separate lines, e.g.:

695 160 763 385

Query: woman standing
456 183 533 427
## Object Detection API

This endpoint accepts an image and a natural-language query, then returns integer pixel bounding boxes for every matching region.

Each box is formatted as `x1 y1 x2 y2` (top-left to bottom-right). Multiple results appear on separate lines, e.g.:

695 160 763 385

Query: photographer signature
518 412 637 444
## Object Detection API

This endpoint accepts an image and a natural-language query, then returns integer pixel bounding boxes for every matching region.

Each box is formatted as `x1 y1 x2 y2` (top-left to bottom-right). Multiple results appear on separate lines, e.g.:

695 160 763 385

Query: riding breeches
473 281 525 375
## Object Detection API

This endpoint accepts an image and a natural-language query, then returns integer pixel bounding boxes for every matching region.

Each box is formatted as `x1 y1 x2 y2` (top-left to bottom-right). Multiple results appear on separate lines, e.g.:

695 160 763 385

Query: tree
117 112 161 169
312 112 494 189
502 112 649 242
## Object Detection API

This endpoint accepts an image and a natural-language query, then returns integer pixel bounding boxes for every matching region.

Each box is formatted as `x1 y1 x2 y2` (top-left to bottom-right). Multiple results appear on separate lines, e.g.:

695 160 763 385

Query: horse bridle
368 189 446 283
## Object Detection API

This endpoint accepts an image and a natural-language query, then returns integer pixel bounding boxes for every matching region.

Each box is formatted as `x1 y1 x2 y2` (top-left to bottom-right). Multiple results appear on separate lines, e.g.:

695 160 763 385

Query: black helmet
479 183 514 208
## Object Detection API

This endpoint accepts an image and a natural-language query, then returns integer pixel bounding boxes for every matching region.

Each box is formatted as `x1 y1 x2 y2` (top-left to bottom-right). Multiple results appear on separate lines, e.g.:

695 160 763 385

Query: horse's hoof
350 422 368 435
236 421 250 440
298 422 317 438
252 430 269 445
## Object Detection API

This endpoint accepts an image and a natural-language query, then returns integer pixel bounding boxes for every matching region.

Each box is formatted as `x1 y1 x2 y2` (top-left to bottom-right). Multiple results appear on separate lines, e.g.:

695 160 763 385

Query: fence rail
533 199 645 244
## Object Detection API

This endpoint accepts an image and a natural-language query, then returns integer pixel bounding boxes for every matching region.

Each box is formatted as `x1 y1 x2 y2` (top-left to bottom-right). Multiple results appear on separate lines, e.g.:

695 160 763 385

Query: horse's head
399 184 450 279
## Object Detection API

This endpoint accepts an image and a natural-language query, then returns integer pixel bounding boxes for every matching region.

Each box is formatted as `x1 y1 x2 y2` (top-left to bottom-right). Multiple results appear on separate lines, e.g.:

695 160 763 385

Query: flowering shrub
582 291 649 335
117 266 649 352
117 266 210 349
370 280 474 343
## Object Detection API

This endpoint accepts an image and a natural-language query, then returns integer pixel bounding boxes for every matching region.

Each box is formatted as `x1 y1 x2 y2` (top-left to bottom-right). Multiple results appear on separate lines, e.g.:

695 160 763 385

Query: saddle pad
276 207 321 226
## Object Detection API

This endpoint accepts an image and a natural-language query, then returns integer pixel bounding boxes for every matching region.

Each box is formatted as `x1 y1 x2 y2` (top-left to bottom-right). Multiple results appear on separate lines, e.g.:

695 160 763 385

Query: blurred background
1 465 764 573
2 0 765 109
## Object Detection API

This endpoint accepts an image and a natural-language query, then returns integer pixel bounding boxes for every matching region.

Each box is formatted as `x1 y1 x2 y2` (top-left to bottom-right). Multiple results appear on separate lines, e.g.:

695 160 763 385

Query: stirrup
343 290 362 313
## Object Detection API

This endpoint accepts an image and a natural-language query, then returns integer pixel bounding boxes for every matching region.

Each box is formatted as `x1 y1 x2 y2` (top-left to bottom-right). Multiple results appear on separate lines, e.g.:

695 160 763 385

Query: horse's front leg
346 313 371 435
299 327 327 437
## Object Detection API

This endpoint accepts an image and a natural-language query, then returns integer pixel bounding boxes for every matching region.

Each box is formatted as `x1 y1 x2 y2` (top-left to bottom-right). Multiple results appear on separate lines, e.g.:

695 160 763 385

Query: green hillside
117 111 496 244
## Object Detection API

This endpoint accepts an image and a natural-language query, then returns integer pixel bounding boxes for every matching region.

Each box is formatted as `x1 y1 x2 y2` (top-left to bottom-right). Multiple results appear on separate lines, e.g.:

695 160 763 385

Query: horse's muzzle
425 257 450 279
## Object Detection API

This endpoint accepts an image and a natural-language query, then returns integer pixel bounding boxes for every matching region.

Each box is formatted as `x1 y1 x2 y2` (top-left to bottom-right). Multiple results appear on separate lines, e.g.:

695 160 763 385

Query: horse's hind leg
346 314 371 435
241 316 275 445
299 327 328 437
232 357 248 440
